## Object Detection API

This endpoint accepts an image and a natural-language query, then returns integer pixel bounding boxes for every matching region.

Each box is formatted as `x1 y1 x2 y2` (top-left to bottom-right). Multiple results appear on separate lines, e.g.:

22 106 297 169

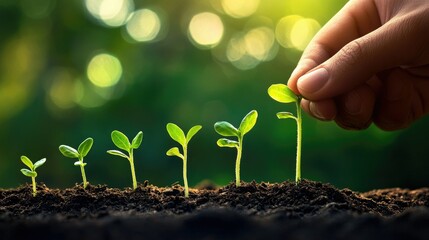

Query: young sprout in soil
166 123 202 198
267 84 303 183
20 156 46 197
107 130 143 190
214 110 258 187
59 138 94 189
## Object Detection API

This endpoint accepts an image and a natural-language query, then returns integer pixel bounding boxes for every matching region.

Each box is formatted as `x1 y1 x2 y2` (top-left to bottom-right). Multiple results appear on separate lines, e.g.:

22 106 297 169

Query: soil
1 179 429 240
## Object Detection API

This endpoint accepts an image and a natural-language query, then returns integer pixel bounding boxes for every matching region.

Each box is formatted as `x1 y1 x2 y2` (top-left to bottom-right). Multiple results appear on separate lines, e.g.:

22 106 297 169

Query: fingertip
302 99 336 121
287 58 320 95
287 66 305 94
301 98 310 113
297 68 330 100
334 85 375 130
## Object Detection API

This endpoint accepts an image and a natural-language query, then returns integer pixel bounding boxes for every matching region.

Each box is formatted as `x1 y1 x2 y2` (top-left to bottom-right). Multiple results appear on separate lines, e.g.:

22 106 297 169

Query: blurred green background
1 0 428 192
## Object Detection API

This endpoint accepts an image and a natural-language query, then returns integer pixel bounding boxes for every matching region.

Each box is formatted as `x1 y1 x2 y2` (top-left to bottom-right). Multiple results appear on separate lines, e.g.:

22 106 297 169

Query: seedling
267 84 303 183
59 138 94 189
107 130 143 190
20 156 46 197
166 123 202 198
214 110 258 187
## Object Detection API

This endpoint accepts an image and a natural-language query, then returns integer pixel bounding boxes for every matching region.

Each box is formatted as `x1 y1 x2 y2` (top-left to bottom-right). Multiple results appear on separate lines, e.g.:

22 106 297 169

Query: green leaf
186 125 202 143
21 169 37 178
59 145 80 158
20 156 33 169
107 150 129 159
166 147 184 159
268 84 298 103
111 130 131 151
78 138 93 157
33 158 46 169
216 138 239 148
239 110 258 135
74 161 87 167
214 121 239 137
166 123 186 146
276 112 297 120
131 131 143 149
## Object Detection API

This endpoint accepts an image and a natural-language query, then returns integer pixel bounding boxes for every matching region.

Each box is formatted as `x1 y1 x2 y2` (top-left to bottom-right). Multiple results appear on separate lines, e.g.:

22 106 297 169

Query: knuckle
336 40 364 67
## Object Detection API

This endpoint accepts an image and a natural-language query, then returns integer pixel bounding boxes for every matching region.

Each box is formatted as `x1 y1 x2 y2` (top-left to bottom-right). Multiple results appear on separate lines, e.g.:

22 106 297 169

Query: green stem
183 145 189 198
32 177 36 197
235 136 243 187
79 157 88 189
81 168 88 189
129 149 137 190
295 99 302 183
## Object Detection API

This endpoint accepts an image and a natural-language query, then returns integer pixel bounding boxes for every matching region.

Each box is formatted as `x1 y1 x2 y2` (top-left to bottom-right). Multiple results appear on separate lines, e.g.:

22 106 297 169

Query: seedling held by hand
268 84 303 183
59 137 94 189
107 130 143 190
20 156 46 196
166 123 202 198
214 110 258 187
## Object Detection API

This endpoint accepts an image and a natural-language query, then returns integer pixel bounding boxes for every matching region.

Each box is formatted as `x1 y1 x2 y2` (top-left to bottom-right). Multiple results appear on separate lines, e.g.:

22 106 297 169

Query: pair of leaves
268 84 299 120
107 130 143 160
20 156 46 178
59 138 94 160
215 110 258 148
111 130 143 152
166 123 202 159
166 123 202 147
215 110 258 138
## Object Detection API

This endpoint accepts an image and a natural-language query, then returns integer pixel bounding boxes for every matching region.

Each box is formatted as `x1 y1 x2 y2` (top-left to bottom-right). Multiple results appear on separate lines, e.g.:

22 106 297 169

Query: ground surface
1 180 429 239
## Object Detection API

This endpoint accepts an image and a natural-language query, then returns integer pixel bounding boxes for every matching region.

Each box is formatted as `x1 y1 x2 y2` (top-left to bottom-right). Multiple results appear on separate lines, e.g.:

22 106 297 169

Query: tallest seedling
268 84 303 183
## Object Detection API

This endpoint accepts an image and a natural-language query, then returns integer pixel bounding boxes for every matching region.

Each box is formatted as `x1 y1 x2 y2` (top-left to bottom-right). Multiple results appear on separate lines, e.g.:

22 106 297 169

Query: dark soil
1 180 429 239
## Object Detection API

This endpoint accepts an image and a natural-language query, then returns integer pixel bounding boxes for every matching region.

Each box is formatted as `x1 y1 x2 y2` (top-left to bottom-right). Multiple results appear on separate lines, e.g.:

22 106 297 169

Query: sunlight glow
87 53 122 88
290 18 321 51
48 69 77 109
226 27 277 70
276 15 320 51
85 0 133 27
126 9 161 42
189 12 224 48
221 0 260 18
244 27 276 61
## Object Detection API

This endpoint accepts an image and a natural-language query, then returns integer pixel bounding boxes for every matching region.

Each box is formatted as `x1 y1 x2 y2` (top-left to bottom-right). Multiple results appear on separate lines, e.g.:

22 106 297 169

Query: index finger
287 0 380 94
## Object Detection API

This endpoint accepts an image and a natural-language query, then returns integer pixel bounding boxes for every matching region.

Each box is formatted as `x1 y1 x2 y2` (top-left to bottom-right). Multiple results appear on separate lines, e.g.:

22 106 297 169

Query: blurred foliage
1 0 428 192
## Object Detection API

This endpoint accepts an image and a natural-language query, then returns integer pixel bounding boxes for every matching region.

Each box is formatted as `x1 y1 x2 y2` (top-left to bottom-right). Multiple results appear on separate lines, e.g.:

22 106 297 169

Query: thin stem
79 157 88 189
129 149 137 190
235 136 243 187
295 99 302 183
31 177 36 197
183 145 189 198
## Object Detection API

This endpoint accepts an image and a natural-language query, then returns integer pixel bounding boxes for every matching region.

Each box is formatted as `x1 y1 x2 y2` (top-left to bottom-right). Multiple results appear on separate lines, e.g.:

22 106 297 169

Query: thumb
296 16 425 101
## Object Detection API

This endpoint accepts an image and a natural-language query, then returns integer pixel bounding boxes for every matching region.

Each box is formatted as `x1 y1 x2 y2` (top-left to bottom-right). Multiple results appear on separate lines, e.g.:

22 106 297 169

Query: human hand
287 0 429 130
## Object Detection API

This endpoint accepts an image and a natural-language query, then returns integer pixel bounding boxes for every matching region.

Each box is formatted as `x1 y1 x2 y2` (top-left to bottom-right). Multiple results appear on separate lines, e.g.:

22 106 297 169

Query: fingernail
297 68 329 94
309 102 326 120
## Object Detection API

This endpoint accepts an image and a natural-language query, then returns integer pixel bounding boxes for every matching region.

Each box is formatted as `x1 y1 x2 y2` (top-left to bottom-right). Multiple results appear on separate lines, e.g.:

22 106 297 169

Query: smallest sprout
20 156 46 197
